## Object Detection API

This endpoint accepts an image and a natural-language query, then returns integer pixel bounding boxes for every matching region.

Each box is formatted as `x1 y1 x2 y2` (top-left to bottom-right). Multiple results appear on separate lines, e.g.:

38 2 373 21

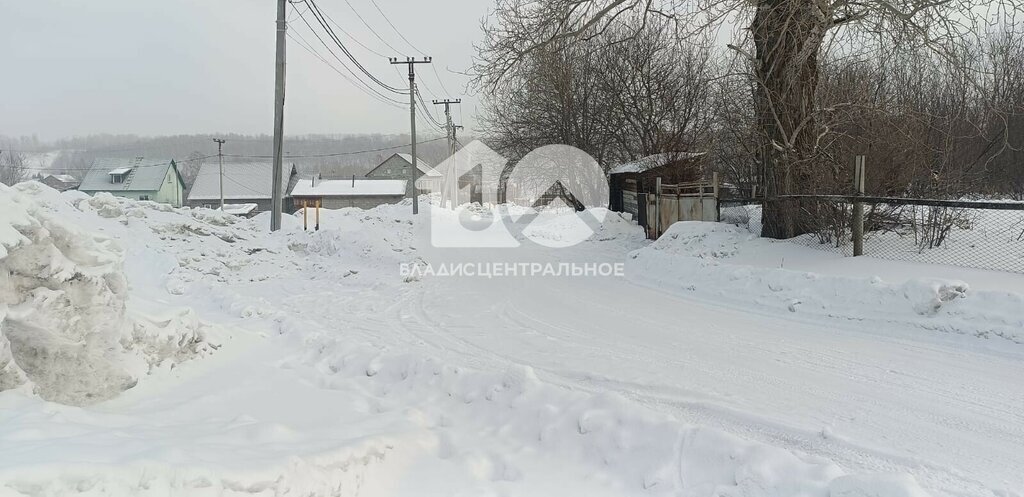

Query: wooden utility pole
270 0 287 231
213 138 226 210
852 155 866 256
390 56 432 215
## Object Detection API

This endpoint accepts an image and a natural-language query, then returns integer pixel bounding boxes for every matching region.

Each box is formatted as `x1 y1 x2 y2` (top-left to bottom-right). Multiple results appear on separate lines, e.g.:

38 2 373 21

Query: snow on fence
719 196 1024 274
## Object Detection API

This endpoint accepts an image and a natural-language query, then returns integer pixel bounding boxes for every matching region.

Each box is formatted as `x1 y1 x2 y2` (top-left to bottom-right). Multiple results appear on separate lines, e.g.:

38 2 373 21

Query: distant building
291 176 407 210
39 174 79 192
365 153 442 195
417 140 508 206
79 158 185 207
186 162 299 214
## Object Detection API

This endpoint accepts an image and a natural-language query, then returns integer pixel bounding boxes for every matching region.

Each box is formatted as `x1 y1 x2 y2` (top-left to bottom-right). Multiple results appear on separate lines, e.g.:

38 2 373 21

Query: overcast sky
1 0 490 141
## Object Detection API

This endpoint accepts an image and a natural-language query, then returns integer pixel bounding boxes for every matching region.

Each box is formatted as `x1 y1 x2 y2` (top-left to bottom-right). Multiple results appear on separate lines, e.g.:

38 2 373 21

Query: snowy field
2 182 1022 496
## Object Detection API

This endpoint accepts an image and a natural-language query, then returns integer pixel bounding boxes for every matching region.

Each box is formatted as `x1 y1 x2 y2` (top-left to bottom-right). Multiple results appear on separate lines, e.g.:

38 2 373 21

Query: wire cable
224 136 448 159
304 0 406 94
292 4 403 97
286 28 406 109
366 0 426 57
18 138 450 173
339 0 403 54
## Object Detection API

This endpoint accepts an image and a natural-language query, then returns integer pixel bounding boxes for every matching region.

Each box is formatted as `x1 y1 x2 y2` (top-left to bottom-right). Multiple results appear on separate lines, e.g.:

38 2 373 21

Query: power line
339 0 403 54
224 136 448 159
290 5 407 106
19 156 217 172
303 0 406 94
316 5 389 59
17 138 450 172
367 0 425 57
286 28 406 109
415 84 446 130
431 64 452 96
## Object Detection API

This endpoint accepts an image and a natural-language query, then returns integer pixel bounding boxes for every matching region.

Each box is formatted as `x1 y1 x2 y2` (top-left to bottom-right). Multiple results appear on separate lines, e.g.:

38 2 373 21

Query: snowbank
627 222 1024 343
0 193 942 495
0 184 213 405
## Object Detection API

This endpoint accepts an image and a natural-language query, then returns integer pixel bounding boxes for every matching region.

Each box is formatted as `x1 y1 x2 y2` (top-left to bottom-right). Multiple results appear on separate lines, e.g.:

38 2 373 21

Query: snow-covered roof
291 178 407 197
188 162 294 201
395 153 442 177
221 203 258 215
608 152 704 175
44 174 77 183
79 157 179 192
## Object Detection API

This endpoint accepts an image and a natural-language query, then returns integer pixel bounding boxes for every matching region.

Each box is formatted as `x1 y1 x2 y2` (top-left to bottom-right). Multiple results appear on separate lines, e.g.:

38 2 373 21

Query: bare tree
0 148 27 186
475 0 1023 238
478 18 716 172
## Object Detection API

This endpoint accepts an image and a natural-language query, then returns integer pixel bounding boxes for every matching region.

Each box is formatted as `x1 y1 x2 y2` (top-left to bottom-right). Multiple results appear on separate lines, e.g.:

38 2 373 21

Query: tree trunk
752 0 826 239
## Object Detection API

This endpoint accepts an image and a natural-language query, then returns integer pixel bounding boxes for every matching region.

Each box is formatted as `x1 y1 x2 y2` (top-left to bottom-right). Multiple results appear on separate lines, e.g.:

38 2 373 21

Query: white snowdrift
0 184 212 405
627 222 1024 343
0 194 938 496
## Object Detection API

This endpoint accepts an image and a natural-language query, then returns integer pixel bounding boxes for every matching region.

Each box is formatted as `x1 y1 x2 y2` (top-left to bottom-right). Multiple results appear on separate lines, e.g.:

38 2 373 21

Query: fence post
713 171 720 222
655 177 662 237
852 155 866 256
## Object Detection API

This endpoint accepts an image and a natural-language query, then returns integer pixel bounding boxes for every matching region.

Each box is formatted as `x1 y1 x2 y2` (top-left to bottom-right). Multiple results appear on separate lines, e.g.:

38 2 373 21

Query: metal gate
643 175 720 239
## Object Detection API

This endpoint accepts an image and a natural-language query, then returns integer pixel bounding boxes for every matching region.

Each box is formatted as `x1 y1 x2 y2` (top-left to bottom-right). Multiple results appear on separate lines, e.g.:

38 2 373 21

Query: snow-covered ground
1 183 1022 496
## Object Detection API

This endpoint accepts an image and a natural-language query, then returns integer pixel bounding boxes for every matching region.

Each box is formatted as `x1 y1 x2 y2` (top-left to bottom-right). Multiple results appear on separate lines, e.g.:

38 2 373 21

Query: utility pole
433 99 463 209
270 0 287 231
432 98 462 157
390 56 431 215
213 138 226 210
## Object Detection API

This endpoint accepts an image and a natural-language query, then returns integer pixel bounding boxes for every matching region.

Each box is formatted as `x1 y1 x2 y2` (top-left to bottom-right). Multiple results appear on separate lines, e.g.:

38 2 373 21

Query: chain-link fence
719 196 1024 273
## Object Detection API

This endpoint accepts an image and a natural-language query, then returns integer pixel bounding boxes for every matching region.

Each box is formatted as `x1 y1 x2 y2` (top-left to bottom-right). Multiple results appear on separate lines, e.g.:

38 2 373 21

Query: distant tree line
0 133 453 190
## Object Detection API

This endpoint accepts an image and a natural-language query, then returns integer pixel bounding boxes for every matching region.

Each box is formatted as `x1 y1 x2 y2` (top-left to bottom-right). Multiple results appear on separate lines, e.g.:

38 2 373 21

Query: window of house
111 174 125 184
139 195 150 201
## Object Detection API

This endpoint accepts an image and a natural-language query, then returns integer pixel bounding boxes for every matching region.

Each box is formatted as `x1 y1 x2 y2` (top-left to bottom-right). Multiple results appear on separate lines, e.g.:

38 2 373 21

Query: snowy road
4 190 1022 496
302 241 1024 497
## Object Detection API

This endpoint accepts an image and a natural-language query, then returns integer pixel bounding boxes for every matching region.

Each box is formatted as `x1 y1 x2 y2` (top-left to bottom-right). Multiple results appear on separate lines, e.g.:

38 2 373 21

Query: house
415 141 508 207
186 162 299 214
39 174 79 192
290 176 407 210
79 157 185 207
365 153 442 195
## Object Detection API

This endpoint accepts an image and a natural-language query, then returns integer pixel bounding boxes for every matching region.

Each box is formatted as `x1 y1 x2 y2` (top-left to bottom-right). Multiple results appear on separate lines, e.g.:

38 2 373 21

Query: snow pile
628 221 1024 343
647 221 756 258
0 184 213 405
0 184 135 404
521 207 646 246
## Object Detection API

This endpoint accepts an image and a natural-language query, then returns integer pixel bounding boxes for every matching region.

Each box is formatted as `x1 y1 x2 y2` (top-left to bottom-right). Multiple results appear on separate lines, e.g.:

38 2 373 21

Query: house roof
291 178 407 197
79 157 179 192
365 153 444 178
608 152 704 175
187 162 295 201
221 203 258 215
44 174 77 183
